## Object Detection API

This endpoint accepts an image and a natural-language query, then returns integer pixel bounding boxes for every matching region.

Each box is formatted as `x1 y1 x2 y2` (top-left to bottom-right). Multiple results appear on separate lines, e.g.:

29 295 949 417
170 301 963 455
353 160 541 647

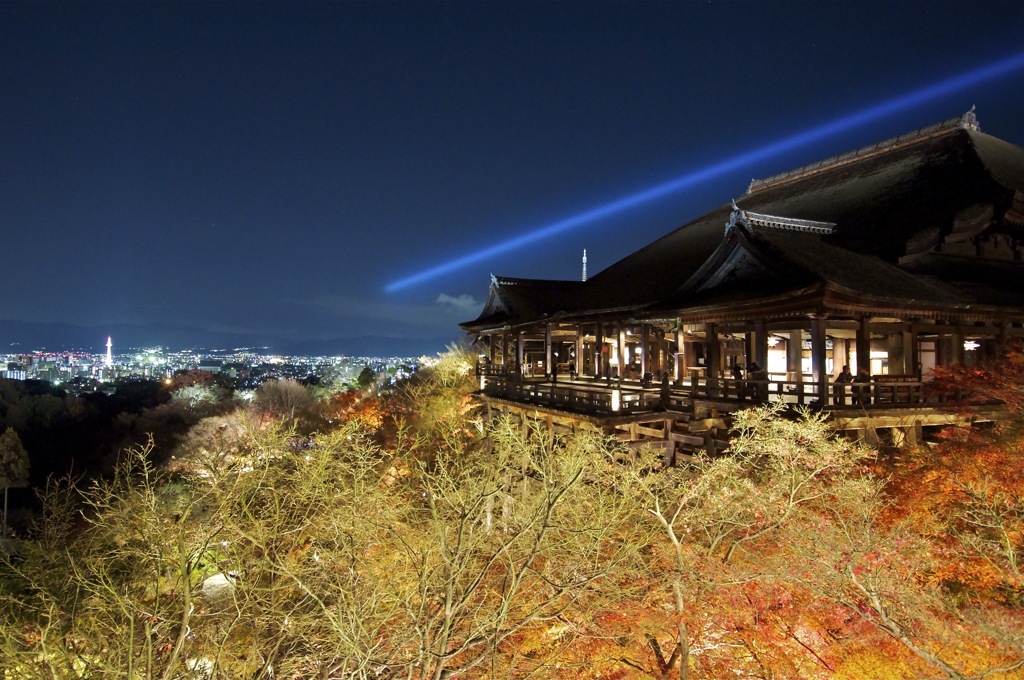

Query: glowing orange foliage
929 343 1024 414
882 423 1024 594
323 388 384 430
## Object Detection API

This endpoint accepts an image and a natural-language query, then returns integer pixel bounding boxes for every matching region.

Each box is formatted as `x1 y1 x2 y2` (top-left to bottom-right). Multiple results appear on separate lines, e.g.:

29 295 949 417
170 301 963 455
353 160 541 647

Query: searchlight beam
385 50 1024 292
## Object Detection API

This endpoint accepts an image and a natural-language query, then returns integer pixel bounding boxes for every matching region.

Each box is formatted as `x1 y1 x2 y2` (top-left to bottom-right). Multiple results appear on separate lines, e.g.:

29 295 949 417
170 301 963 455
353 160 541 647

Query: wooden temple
460 110 1024 457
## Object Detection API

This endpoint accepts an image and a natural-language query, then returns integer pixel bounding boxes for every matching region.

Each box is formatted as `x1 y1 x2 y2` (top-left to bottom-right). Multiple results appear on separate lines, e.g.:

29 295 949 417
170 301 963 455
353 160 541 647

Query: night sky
3 1 1024 350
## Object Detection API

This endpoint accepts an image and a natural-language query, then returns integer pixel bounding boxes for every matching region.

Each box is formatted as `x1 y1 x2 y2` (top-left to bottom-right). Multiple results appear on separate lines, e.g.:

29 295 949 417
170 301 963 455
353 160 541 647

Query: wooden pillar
545 323 553 378
936 333 950 368
997 322 1008 358
887 332 904 375
707 323 720 397
810 316 828 405
706 324 720 380
617 323 627 380
856 317 871 377
952 326 965 365
908 322 921 379
517 330 525 374
833 338 848 376
663 418 676 467
595 322 604 378
788 330 803 383
675 323 685 385
754 321 768 373
657 328 666 379
640 323 650 378
575 324 584 378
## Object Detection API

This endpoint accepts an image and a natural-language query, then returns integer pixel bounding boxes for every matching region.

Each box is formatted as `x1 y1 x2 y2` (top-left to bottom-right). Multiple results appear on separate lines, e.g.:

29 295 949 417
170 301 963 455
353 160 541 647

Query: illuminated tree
11 345 1024 678
829 423 1024 678
385 347 478 460
929 344 1024 415
253 378 317 426
170 383 221 411
633 404 872 680
0 439 209 678
383 418 649 678
165 369 217 393
0 387 646 677
321 388 384 432
165 410 252 483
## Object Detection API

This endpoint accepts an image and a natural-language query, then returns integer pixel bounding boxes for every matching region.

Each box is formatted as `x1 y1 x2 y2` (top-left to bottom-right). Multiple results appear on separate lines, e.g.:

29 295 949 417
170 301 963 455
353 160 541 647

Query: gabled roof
460 276 585 331
673 213 807 298
655 211 987 316
584 120 1024 312
463 112 1024 332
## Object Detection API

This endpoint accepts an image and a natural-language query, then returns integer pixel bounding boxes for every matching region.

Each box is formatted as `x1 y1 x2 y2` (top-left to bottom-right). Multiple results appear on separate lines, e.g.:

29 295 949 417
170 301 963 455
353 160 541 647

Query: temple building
460 110 1024 455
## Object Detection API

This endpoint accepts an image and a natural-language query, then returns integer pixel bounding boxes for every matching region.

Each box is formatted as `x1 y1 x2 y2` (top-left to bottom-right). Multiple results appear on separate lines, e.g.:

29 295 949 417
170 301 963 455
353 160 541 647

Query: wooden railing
481 375 665 415
477 365 964 416
684 372 961 409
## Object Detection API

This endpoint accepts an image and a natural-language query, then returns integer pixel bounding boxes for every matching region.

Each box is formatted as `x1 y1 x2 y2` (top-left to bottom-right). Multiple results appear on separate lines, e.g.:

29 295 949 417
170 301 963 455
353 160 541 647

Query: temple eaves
726 207 836 235
746 108 981 194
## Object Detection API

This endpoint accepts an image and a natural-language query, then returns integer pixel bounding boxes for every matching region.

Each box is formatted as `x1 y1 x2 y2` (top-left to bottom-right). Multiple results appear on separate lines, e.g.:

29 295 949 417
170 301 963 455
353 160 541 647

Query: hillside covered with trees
0 350 1022 678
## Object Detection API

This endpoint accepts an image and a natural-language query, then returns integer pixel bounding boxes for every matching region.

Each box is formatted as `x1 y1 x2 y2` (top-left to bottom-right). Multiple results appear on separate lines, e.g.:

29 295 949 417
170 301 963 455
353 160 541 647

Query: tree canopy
0 350 1022 678
0 428 29 492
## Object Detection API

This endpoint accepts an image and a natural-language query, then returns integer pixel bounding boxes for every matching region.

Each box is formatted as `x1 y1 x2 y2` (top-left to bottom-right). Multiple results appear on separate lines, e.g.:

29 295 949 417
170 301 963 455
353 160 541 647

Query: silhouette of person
834 364 853 404
731 363 744 397
747 362 767 400
854 368 870 405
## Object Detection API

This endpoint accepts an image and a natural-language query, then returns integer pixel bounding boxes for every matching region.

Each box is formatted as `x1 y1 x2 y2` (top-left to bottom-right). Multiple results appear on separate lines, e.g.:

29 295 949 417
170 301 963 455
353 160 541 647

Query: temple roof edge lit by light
463 110 1024 330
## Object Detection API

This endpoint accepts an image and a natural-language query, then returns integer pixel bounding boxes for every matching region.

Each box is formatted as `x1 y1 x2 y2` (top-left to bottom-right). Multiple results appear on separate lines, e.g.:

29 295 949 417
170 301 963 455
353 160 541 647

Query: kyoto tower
105 336 113 367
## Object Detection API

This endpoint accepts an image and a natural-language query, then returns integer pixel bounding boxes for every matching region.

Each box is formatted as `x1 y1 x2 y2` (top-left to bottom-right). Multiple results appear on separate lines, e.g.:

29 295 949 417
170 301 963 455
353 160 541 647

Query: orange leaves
929 343 1024 415
880 421 1024 594
165 368 217 392
322 388 384 430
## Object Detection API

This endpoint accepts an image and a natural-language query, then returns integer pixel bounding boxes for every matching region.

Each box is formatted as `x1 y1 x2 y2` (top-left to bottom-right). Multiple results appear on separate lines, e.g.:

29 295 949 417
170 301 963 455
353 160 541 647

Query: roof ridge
746 108 981 194
492 275 582 287
728 205 836 235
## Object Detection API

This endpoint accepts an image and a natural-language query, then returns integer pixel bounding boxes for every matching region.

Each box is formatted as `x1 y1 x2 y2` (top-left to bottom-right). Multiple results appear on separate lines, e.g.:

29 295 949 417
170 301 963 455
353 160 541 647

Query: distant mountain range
0 320 457 358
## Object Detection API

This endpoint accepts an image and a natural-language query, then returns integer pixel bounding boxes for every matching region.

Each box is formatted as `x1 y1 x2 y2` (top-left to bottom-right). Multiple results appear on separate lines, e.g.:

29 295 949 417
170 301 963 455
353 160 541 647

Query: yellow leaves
832 644 921 680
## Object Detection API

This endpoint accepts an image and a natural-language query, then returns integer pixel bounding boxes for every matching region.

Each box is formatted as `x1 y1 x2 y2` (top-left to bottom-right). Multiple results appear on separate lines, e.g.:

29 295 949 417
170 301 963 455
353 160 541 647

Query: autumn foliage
0 349 1023 678
929 341 1024 414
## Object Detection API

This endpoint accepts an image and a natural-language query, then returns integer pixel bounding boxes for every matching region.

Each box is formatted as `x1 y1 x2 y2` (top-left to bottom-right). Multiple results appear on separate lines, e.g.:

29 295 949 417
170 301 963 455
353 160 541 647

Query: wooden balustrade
478 365 966 416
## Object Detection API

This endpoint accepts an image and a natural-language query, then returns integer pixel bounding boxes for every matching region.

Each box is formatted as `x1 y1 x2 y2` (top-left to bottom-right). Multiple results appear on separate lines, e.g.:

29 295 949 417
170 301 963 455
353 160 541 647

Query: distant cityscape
2 337 424 395
0 319 455 360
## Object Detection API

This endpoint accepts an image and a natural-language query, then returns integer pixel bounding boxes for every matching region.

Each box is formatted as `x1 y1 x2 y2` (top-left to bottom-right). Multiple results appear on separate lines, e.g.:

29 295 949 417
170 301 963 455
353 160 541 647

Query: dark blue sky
3 1 1024 345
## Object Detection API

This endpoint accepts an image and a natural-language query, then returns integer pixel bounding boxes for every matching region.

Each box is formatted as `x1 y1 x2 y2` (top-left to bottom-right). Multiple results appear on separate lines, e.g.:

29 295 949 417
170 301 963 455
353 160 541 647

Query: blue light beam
385 50 1024 293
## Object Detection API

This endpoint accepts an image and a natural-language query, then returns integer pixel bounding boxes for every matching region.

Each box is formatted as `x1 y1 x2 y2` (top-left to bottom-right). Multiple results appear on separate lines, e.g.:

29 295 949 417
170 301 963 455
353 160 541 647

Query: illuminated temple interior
461 110 1024 453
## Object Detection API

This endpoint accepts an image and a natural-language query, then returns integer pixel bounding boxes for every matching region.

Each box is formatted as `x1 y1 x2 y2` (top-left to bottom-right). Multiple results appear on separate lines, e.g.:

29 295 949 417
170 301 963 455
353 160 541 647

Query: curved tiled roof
586 127 1024 307
460 276 586 331
463 119 1024 331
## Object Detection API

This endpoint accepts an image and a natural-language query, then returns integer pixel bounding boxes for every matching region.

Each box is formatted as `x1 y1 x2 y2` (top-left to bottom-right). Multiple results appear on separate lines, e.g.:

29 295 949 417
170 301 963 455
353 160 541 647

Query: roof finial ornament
962 106 980 131
725 200 749 234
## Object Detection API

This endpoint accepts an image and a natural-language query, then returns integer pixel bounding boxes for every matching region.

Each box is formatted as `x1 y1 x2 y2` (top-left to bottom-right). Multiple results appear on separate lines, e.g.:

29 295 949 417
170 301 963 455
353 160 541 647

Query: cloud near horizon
435 293 480 316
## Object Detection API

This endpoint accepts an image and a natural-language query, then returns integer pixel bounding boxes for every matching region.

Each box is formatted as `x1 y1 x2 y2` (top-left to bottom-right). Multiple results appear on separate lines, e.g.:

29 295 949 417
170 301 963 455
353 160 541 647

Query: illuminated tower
581 249 588 282
105 336 113 367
